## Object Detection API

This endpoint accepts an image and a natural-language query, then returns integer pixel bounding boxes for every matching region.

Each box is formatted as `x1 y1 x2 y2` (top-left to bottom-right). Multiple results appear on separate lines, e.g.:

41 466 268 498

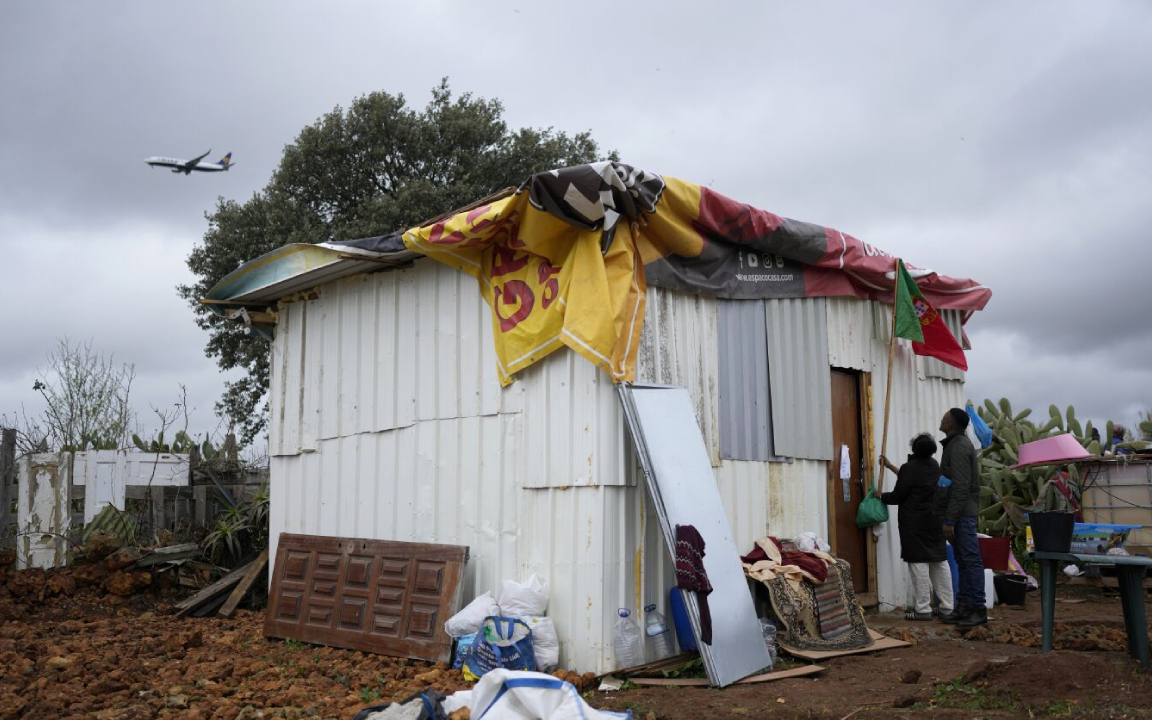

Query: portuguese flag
894 259 968 370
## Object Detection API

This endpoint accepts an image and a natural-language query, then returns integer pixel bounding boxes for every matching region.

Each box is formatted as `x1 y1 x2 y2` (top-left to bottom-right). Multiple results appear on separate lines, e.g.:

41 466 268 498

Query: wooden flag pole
878 258 900 490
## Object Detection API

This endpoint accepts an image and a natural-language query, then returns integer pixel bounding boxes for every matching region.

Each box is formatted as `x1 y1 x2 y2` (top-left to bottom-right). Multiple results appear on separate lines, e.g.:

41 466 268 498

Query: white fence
13 448 268 569
72 450 189 523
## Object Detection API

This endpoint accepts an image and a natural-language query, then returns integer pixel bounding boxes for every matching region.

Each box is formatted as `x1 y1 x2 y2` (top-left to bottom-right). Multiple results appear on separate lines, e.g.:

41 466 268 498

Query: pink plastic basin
1010 433 1093 470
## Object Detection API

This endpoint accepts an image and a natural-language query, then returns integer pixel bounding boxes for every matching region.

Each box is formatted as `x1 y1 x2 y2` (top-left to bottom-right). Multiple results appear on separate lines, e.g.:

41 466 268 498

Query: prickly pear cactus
969 399 1151 536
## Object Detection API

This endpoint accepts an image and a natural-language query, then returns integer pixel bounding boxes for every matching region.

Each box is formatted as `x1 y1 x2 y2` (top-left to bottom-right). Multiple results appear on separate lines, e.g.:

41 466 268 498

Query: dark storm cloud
1 0 1150 440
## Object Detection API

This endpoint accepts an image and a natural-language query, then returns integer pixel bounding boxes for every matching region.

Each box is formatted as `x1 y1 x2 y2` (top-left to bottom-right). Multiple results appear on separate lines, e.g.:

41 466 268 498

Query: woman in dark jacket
874 433 954 621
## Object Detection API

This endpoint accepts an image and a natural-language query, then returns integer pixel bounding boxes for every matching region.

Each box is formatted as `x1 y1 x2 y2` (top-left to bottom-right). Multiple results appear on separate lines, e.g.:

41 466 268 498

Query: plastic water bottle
614 609 643 670
644 604 674 661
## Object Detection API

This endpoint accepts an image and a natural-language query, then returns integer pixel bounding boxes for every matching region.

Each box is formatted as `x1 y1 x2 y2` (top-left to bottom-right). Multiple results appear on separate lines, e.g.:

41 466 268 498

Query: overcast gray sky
2 0 1150 446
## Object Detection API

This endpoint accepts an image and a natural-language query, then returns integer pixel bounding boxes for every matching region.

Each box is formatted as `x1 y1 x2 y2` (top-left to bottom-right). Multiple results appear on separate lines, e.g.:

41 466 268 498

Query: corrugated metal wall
717 301 779 461
269 264 972 669
519 348 629 488
636 288 720 464
269 266 522 457
765 298 834 461
270 261 649 673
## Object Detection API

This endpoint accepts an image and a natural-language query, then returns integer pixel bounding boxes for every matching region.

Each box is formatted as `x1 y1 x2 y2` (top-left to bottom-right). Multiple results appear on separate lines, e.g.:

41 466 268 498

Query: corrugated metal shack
206 164 990 673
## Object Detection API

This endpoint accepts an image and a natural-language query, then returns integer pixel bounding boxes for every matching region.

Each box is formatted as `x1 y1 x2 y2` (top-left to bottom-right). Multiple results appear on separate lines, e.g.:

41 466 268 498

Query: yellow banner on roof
400 162 992 386
403 172 704 385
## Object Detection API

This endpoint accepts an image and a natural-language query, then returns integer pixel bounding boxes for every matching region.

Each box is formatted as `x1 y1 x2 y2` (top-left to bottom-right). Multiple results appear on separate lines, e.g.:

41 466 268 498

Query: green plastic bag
855 484 889 528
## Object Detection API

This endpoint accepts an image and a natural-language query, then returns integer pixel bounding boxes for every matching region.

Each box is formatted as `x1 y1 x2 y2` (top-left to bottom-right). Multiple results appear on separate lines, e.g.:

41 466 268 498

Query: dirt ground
2 555 1150 720
594 583 1152 720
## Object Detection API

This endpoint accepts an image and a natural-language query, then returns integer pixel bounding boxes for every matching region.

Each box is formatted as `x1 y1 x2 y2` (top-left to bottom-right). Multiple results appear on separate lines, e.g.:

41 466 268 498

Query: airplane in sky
144 150 233 174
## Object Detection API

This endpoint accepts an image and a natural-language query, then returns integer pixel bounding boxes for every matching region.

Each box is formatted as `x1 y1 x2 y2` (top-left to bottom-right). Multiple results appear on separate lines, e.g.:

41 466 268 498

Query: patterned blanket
749 552 873 652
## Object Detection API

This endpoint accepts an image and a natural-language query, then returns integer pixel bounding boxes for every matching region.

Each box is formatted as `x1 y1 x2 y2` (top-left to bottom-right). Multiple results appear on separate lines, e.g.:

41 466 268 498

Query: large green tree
179 81 613 445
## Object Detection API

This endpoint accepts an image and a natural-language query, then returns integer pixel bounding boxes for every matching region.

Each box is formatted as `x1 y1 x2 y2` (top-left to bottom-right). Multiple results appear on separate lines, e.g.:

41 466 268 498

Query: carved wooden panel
264 534 468 662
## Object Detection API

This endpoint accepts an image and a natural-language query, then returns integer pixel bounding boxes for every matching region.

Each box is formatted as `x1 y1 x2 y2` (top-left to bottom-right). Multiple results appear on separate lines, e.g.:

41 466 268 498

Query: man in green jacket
938 407 987 628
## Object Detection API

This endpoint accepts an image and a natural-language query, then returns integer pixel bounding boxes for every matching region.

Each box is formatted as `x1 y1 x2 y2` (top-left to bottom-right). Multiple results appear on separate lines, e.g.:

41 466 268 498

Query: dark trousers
953 516 986 609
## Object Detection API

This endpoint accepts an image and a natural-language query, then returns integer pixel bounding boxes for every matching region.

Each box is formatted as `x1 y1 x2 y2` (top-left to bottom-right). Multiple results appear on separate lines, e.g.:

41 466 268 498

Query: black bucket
994 574 1027 606
1030 511 1075 553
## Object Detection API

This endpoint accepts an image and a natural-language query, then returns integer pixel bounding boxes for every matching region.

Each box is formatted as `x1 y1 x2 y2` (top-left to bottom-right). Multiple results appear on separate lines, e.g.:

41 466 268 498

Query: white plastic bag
795 532 830 553
498 574 549 618
452 669 631 720
523 615 560 671
444 591 500 637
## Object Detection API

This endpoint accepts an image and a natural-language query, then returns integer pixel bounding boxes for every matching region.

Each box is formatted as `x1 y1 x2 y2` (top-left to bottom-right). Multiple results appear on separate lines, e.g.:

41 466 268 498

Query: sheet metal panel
716 300 780 461
766 460 829 541
268 262 522 457
520 348 629 488
715 461 772 551
636 288 720 465
619 384 772 686
827 297 875 372
520 484 635 671
765 298 833 461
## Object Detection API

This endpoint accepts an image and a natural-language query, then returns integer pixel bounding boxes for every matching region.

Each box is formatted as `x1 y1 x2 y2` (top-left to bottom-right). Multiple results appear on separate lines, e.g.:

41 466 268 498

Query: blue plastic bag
462 616 536 680
966 402 993 449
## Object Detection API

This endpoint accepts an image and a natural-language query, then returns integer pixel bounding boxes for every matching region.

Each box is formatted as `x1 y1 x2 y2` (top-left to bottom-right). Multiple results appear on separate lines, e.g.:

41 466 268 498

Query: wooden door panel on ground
265 534 468 663
830 371 868 594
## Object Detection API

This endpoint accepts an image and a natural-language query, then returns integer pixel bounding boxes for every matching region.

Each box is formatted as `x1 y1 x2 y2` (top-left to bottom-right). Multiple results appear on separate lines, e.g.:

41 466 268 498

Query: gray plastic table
1029 551 1152 667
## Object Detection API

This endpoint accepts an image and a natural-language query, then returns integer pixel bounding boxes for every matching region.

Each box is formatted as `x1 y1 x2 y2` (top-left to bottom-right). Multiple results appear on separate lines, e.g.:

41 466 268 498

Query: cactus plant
973 399 1115 536
131 430 207 454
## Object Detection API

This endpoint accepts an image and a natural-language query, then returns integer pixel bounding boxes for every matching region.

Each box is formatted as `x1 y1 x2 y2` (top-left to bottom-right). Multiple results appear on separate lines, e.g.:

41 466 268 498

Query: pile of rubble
964 621 1131 652
0 535 200 621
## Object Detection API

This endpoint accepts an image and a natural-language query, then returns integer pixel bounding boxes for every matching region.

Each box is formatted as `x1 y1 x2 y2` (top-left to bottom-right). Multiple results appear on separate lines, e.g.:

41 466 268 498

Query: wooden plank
600 652 699 680
627 664 824 687
218 549 269 618
264 533 468 663
133 543 199 567
175 562 252 617
191 593 230 618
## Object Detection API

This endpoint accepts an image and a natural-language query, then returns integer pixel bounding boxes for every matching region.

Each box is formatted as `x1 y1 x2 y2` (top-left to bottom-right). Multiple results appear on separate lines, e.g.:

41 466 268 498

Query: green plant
660 657 706 679
283 638 304 652
358 686 381 704
201 484 270 567
131 429 200 454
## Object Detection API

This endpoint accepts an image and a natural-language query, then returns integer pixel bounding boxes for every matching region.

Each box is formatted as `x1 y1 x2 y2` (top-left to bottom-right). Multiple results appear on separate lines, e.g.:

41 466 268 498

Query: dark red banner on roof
642 185 991 313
